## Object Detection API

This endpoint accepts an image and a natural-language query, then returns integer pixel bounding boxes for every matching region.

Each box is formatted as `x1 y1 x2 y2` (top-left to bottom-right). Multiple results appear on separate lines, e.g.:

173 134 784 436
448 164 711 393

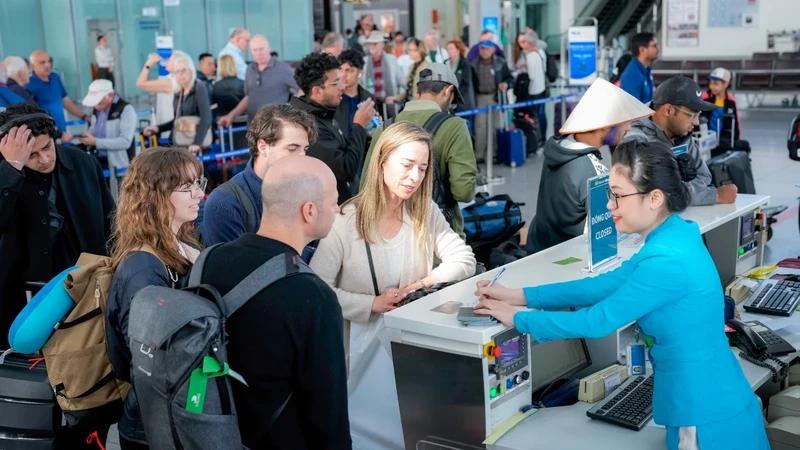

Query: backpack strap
221 252 313 318
188 243 222 286
218 181 258 234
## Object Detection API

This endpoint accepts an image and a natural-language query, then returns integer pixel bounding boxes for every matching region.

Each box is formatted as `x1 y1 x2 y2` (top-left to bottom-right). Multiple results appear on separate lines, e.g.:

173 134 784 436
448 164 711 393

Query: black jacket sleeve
192 82 213 147
0 160 24 234
93 156 116 248
500 62 515 86
308 121 366 183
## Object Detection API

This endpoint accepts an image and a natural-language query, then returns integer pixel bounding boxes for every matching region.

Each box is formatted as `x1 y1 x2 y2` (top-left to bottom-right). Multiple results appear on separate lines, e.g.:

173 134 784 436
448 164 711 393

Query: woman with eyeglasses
106 147 205 449
473 140 769 450
138 51 212 155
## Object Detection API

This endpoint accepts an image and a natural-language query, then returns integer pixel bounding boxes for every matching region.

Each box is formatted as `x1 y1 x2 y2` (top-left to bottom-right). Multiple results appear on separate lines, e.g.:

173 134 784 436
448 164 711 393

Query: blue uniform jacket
619 58 654 104
515 214 754 428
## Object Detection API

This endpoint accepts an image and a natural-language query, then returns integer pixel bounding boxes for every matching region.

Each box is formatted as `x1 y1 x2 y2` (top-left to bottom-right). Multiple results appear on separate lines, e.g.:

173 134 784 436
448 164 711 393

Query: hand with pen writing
472 281 526 328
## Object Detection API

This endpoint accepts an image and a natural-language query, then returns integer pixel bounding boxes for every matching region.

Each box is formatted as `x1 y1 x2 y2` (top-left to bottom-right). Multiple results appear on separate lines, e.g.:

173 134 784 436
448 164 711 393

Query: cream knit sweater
310 200 477 356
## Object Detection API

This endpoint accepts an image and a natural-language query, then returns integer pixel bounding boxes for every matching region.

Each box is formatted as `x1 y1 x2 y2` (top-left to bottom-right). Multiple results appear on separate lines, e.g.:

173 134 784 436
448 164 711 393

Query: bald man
218 27 250 80
218 35 300 127
27 51 91 141
195 155 351 449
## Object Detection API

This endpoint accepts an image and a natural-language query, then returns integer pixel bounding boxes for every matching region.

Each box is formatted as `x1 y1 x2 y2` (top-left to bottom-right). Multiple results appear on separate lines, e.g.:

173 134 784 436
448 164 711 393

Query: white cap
560 78 654 135
709 67 731 83
82 79 114 107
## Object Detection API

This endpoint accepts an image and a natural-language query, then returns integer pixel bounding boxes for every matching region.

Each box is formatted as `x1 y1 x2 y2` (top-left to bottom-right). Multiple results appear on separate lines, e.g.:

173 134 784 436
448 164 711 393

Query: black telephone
726 319 790 382
727 319 768 357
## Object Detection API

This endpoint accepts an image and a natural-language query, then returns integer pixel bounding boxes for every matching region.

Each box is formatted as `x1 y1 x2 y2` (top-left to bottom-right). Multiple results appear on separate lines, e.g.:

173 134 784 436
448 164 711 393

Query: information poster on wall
586 175 618 272
568 26 598 85
708 0 759 28
666 0 700 47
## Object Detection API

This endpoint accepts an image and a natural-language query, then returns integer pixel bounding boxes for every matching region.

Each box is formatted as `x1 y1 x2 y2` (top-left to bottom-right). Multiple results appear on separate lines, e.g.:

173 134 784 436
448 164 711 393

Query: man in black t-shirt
196 155 351 449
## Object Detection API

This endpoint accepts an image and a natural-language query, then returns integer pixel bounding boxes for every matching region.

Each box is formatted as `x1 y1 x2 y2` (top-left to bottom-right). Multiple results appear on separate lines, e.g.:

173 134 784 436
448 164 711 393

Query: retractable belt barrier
64 108 154 128
101 91 587 179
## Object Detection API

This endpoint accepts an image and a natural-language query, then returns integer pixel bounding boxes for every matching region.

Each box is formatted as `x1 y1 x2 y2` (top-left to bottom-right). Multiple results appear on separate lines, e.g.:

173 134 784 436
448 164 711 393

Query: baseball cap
82 79 114 107
652 76 716 112
417 63 464 105
709 67 731 83
478 40 495 48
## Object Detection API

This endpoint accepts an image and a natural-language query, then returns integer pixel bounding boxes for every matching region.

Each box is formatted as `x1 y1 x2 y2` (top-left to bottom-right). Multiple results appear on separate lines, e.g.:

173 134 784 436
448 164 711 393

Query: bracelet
418 279 427 289
145 65 151 70
6 160 25 166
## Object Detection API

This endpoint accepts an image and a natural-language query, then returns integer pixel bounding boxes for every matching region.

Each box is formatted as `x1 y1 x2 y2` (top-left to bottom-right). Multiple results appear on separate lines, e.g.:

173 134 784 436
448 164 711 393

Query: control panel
484 328 531 405
737 210 760 260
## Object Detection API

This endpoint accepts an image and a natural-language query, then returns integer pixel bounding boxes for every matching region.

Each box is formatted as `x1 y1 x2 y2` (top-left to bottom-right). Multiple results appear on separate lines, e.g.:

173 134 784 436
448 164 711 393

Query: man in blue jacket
201 104 317 244
619 32 659 104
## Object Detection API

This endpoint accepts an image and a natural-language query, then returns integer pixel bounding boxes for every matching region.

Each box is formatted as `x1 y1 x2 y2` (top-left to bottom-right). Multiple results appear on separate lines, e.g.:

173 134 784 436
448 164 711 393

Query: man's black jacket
290 95 366 204
0 145 115 347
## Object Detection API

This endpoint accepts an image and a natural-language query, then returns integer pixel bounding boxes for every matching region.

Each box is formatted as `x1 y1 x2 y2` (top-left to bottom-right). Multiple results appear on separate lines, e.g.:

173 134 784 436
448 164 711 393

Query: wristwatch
83 115 91 122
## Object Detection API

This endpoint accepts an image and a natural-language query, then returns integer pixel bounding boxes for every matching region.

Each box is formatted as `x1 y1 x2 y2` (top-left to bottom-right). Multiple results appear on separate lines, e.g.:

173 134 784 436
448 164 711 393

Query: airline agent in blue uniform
474 140 769 449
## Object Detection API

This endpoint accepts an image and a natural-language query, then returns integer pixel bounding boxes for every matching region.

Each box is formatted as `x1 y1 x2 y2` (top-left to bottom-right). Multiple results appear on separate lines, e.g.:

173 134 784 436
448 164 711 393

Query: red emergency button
493 347 502 358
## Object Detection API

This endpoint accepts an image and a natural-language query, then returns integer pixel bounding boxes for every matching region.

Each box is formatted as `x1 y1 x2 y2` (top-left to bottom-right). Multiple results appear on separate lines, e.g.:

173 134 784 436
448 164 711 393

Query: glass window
207 0 245 61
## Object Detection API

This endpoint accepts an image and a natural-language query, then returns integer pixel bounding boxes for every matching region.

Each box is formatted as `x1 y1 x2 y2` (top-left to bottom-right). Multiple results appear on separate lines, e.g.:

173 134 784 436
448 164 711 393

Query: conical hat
560 78 654 134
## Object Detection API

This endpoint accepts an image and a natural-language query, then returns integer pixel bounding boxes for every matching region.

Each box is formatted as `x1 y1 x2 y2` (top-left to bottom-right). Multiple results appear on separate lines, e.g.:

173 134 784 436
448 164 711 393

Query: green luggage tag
186 356 249 414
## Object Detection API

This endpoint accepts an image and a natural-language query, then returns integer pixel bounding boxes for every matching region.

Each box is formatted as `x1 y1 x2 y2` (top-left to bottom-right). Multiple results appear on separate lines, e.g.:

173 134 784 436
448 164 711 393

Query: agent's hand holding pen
473 281 526 328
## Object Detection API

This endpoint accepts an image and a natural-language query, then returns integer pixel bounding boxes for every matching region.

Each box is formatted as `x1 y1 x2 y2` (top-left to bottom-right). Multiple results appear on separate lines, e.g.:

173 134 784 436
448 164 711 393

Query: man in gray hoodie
623 76 738 206
526 79 653 254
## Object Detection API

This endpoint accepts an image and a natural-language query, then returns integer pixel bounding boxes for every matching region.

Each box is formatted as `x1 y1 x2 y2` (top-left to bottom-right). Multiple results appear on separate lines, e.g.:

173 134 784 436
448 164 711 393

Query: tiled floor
482 109 800 262
103 111 799 450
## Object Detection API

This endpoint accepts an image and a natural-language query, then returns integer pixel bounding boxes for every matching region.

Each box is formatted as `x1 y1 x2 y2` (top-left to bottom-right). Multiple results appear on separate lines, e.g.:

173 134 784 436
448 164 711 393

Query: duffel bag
462 193 523 244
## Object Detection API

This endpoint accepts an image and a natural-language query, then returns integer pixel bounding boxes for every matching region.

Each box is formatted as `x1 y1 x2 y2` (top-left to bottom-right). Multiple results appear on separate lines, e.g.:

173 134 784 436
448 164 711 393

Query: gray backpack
127 246 312 449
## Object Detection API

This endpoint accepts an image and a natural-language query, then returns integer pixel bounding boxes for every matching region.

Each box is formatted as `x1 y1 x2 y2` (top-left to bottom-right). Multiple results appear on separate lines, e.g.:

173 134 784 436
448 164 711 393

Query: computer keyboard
586 374 653 431
743 279 800 317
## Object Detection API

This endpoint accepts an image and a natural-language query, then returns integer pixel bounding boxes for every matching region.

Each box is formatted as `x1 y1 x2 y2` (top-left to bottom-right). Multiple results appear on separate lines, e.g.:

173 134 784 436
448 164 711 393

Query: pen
472 267 507 306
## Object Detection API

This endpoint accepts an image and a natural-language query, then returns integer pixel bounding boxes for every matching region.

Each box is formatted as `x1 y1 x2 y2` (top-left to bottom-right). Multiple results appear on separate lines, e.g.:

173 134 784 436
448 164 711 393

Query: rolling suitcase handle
497 90 510 130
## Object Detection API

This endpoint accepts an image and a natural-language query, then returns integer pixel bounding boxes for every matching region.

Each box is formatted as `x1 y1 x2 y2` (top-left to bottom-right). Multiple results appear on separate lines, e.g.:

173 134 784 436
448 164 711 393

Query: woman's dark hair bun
675 153 697 182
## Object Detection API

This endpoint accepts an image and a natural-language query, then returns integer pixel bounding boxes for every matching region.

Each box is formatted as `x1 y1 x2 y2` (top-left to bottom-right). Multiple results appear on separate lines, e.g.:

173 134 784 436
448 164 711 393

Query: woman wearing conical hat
526 78 654 254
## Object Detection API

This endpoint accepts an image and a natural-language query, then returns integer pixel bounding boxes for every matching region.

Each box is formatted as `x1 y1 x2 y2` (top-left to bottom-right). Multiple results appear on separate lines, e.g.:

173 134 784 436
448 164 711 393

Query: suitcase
788 113 800 161
495 92 526 167
553 100 578 138
0 352 58 449
513 113 542 155
708 151 756 195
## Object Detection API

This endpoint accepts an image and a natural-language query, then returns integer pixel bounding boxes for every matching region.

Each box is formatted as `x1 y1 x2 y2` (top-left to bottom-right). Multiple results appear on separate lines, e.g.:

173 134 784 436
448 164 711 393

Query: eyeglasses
674 106 701 121
176 177 207 194
606 187 646 209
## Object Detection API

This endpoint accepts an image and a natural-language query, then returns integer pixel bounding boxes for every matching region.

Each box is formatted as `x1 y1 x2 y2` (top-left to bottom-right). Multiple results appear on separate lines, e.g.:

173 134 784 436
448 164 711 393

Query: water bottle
358 101 383 132
366 77 375 95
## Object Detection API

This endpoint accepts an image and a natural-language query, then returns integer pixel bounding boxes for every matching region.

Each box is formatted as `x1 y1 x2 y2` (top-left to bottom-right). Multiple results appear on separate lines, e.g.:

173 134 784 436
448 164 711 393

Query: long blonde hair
343 121 433 249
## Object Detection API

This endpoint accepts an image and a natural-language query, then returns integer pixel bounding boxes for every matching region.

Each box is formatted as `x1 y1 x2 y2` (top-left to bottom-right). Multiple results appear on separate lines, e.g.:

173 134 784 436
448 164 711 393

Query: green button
490 387 498 398
739 248 745 255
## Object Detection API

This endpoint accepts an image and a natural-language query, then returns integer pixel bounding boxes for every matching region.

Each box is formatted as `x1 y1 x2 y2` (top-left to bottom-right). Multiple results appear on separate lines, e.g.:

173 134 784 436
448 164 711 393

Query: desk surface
385 194 771 346
492 312 799 450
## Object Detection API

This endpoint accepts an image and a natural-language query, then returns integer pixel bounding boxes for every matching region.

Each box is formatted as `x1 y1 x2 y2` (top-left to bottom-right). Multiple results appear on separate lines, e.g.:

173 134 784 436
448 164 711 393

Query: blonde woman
389 38 430 104
139 51 212 154
212 54 244 117
310 121 475 449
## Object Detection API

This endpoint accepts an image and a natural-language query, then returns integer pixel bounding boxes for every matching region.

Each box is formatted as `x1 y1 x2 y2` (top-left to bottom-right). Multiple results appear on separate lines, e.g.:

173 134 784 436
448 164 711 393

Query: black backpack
384 112 459 225
544 52 559 83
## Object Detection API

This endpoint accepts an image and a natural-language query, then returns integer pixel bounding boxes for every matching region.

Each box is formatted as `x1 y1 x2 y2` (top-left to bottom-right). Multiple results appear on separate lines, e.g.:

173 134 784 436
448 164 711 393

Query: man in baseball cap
624 76 738 205
360 62 477 237
78 78 137 169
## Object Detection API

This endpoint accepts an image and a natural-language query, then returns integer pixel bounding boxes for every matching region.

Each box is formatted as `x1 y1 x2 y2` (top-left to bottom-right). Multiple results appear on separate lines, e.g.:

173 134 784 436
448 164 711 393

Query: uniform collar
645 213 681 242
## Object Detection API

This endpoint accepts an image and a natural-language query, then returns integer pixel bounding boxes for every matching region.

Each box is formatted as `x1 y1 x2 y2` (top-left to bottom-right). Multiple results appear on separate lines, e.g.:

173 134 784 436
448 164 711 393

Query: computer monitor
528 338 592 394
